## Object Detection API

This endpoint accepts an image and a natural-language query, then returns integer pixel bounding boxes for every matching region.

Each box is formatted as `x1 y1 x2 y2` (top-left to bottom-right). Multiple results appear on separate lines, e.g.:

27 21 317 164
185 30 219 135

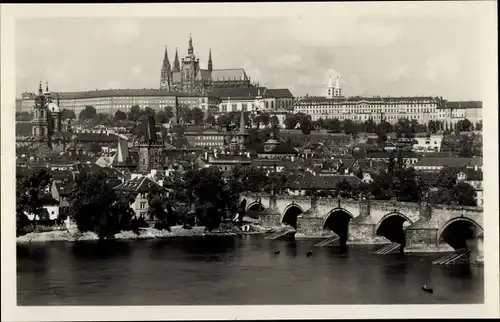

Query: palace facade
293 76 483 126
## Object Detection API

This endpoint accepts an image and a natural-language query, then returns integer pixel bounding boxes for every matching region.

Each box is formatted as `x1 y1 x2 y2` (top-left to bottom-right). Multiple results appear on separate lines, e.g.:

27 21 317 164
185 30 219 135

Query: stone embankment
17 224 269 244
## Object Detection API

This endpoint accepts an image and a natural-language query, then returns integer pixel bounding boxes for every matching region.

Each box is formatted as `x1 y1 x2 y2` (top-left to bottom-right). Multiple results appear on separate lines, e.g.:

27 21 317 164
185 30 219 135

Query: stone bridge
241 193 484 252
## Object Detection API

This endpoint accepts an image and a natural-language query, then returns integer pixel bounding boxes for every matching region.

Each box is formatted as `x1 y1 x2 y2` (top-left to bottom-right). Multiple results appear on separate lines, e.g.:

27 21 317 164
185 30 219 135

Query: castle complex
160 35 254 94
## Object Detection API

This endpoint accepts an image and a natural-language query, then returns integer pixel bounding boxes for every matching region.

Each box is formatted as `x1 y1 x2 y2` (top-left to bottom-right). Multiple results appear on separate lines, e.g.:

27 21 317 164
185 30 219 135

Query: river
17 235 483 305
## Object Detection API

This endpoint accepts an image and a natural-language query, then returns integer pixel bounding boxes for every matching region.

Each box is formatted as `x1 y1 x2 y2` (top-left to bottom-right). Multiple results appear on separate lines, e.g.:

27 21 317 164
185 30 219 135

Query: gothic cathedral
160 35 254 94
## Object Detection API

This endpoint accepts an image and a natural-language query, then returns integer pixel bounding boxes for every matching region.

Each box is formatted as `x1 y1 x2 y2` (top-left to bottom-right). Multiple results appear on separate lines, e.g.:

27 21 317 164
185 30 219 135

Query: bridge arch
322 208 354 246
374 212 413 245
281 204 305 230
247 202 266 212
438 216 484 250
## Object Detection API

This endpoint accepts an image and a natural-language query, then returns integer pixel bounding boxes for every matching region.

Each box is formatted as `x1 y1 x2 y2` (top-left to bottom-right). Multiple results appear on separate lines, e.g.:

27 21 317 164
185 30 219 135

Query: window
140 202 147 209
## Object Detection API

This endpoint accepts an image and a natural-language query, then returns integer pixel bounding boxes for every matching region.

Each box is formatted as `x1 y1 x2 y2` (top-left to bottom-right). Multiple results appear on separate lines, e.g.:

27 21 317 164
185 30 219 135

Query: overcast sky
15 3 491 100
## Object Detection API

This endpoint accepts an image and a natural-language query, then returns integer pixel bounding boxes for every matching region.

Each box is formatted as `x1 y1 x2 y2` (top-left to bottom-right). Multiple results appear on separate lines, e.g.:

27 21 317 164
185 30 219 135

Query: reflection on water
17 236 484 305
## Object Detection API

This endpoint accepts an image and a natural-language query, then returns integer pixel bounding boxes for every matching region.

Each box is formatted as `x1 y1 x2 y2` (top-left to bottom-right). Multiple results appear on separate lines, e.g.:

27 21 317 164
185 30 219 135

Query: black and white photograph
1 2 498 320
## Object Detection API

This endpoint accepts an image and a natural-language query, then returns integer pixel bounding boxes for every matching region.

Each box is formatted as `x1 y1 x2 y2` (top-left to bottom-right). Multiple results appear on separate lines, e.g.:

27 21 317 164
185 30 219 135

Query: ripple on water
16 236 484 305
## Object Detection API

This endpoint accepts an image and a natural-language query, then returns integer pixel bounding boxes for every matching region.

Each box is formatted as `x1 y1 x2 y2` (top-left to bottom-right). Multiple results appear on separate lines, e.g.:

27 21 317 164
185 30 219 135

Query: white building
412 134 443 153
293 76 482 126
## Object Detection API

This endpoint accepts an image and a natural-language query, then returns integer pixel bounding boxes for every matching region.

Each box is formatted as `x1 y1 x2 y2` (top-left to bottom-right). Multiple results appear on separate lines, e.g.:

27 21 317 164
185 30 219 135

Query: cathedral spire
173 47 180 72
208 48 213 72
162 45 171 70
188 34 194 55
335 76 340 89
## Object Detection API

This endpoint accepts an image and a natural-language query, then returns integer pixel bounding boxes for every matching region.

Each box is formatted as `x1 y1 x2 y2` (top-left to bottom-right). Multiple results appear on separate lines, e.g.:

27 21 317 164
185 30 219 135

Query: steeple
326 75 335 98
333 75 342 97
162 45 171 69
173 47 180 72
208 48 213 72
38 81 43 95
188 34 194 55
45 81 49 93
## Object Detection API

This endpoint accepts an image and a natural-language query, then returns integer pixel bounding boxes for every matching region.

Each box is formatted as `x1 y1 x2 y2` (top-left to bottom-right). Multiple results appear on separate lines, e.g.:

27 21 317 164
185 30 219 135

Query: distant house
207 152 252 173
24 195 60 223
285 174 362 196
456 168 483 207
414 157 482 172
255 134 298 160
413 134 443 153
184 126 226 148
114 176 163 218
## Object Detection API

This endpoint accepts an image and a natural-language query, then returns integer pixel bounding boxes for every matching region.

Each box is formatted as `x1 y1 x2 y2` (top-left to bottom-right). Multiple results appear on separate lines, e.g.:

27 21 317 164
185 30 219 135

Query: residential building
114 176 162 218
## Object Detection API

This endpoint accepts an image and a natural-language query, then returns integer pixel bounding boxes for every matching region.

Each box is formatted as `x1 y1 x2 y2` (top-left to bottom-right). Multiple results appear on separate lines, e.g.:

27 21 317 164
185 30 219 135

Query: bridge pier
296 216 324 237
259 212 281 228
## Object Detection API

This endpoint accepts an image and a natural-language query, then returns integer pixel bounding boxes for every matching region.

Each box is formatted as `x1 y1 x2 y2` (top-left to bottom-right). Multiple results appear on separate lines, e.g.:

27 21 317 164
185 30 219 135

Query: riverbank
16 224 270 244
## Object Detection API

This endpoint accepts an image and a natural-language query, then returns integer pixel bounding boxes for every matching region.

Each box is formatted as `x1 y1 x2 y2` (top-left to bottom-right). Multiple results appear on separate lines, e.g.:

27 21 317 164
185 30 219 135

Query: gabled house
113 176 163 218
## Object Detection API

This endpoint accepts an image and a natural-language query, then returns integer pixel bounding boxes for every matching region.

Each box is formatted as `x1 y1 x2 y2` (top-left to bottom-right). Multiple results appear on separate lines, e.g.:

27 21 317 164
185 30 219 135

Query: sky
15 3 491 100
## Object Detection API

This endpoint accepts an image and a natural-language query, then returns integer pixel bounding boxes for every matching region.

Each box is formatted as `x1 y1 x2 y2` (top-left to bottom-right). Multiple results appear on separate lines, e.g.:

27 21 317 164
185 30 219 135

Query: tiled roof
286 174 362 190
265 89 294 98
211 69 248 81
255 141 298 155
210 154 252 162
54 88 197 100
53 181 74 196
114 176 161 193
414 157 476 167
208 87 266 99
295 96 441 105
443 101 482 109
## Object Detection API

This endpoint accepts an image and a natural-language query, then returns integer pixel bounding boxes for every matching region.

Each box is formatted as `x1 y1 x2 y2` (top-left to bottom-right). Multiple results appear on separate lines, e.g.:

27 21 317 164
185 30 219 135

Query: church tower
334 76 342 97
32 81 49 141
137 114 163 173
173 47 180 73
160 46 172 90
208 48 213 73
181 34 200 93
326 75 335 98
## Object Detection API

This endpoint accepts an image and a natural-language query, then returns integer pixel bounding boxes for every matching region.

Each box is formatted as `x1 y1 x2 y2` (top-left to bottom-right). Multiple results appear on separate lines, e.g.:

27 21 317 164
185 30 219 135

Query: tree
79 105 97 120
428 120 439 134
68 172 125 239
343 119 358 135
60 109 76 121
460 118 472 132
325 118 341 133
260 113 271 127
364 118 376 133
299 115 312 135
16 168 52 232
164 106 175 123
206 114 216 126
475 121 483 131
183 168 233 230
128 105 142 122
155 110 168 124
192 107 205 126
451 182 477 206
284 114 298 129
458 136 474 157
217 114 231 130
270 115 279 128
180 106 193 124
436 166 460 190
115 110 127 121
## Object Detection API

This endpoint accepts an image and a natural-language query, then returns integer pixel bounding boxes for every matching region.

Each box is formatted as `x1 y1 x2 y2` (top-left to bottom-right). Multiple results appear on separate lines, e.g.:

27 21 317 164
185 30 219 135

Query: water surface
17 235 483 305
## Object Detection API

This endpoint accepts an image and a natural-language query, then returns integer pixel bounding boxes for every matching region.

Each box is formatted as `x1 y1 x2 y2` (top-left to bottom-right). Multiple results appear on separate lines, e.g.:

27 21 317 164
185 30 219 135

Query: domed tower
32 81 49 141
